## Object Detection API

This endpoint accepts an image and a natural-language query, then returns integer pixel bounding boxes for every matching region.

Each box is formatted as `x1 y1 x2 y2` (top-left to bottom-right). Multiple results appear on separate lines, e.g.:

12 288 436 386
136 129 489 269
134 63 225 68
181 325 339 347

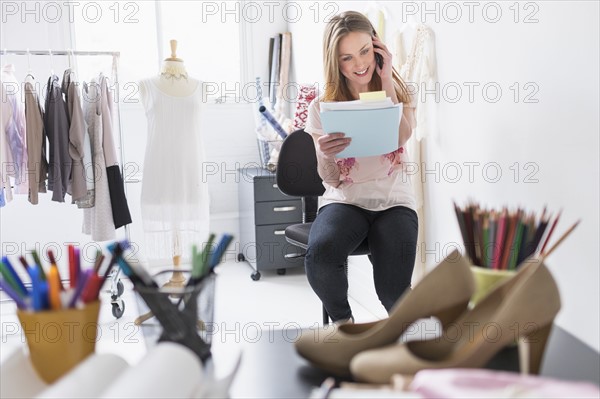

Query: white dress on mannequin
138 75 210 262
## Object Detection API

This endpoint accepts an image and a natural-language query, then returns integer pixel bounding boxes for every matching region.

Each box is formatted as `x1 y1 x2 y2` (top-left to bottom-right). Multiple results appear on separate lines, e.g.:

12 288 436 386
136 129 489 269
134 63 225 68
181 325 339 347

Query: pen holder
135 270 216 363
16 300 101 383
470 266 517 306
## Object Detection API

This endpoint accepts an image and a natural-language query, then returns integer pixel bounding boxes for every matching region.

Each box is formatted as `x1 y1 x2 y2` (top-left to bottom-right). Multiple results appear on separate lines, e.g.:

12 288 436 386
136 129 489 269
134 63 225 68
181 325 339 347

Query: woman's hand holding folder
316 132 352 160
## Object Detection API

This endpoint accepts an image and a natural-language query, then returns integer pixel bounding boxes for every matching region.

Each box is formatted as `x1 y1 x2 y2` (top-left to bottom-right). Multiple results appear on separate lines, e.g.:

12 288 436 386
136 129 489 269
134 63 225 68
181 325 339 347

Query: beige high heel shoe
350 257 561 383
294 250 475 376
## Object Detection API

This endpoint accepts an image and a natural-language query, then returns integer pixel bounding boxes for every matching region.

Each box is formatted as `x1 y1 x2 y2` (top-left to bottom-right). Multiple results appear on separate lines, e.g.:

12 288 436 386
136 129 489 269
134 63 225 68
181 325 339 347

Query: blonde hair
322 11 411 103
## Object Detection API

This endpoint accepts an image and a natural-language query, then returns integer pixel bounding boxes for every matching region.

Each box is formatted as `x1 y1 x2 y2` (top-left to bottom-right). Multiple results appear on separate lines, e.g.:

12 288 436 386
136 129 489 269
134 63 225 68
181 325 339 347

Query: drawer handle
273 206 296 212
274 230 286 235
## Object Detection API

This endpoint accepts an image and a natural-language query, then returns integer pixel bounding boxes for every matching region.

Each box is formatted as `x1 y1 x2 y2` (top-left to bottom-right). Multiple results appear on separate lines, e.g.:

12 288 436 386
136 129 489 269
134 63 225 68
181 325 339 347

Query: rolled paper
259 106 288 139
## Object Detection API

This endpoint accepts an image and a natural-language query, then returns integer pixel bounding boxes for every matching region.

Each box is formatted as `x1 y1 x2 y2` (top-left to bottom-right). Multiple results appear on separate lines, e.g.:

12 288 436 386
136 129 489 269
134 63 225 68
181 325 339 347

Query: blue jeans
305 203 418 322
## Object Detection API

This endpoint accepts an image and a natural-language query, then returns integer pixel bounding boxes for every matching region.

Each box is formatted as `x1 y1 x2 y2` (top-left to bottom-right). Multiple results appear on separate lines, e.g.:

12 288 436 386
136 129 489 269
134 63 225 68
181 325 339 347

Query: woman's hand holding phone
317 133 351 160
372 35 393 81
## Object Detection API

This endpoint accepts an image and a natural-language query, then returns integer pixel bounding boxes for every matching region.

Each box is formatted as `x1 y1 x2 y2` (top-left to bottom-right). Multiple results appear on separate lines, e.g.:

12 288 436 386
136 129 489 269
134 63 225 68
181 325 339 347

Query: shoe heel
434 301 468 329
518 322 553 375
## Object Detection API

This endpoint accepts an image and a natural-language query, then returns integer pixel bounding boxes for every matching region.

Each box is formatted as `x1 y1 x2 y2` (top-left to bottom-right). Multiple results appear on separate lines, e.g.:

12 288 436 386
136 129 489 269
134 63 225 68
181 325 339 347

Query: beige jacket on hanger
24 76 48 204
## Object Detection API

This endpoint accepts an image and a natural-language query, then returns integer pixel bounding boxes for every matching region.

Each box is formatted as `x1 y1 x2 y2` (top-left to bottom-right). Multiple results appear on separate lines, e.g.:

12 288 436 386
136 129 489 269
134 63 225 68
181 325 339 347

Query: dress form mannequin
137 39 199 98
138 39 199 103
153 40 199 97
138 39 196 270
135 40 209 325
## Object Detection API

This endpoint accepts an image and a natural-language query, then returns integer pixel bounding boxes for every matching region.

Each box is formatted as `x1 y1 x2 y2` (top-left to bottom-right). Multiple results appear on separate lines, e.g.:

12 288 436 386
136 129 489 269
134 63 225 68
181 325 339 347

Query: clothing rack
0 49 125 187
1 49 118 56
1 49 128 318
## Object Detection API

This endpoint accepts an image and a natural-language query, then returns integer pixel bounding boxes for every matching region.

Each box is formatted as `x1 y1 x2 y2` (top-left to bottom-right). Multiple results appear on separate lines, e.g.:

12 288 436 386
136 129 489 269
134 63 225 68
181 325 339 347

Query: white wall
289 1 599 351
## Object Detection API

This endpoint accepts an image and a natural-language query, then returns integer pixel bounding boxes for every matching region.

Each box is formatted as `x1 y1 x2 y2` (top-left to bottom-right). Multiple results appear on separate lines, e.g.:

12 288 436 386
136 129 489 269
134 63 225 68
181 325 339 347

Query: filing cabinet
238 168 305 280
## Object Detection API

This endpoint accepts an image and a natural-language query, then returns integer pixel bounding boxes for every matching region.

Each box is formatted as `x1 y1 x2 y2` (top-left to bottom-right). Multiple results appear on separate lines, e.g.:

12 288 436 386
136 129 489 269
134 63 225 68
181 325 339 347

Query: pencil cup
17 300 101 383
470 266 517 306
135 270 216 362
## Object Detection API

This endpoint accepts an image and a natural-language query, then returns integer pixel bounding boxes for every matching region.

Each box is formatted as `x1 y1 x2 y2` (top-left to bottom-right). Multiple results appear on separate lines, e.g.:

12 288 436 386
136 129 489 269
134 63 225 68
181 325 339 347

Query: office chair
276 129 370 325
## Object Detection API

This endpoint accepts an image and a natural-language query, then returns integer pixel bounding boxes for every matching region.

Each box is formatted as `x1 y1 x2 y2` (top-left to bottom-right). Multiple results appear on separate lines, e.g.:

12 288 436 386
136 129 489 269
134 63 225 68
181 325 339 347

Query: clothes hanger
49 48 54 76
2 48 8 70
22 48 36 83
27 48 32 72
2 48 17 73
67 48 77 79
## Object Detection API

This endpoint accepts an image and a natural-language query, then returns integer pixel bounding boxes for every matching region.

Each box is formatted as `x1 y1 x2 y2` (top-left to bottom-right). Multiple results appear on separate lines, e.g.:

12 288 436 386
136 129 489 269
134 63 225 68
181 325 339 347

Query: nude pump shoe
350 258 561 383
294 250 475 376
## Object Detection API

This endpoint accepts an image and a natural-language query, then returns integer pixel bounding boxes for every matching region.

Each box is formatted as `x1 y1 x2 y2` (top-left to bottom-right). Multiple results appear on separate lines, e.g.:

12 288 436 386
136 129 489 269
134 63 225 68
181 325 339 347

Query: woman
304 11 418 322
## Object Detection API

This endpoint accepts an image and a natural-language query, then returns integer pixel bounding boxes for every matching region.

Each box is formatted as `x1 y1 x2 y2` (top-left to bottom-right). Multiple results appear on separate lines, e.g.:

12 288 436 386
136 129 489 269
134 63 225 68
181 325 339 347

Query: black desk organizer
135 270 215 363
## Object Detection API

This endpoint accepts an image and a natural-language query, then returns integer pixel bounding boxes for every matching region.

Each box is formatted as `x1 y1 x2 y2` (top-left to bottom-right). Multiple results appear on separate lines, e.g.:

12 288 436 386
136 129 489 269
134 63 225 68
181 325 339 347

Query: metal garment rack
0 49 128 318
0 49 125 188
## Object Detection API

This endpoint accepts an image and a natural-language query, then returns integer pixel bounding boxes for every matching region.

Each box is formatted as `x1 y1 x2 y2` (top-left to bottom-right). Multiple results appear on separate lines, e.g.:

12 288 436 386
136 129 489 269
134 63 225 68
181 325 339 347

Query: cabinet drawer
255 200 302 225
254 178 291 202
255 224 305 269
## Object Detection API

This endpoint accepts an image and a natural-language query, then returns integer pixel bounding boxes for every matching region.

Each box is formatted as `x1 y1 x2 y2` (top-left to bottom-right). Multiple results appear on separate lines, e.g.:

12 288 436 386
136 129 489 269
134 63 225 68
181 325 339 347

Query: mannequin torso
140 60 199 100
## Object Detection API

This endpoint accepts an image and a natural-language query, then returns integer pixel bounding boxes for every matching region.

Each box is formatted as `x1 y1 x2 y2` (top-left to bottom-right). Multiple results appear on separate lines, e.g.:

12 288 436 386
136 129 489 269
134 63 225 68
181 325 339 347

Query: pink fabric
410 369 600 398
292 85 317 130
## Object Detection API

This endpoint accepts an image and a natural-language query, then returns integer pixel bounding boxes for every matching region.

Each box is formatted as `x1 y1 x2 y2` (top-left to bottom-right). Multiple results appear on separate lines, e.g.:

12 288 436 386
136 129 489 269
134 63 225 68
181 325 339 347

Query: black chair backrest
276 129 325 197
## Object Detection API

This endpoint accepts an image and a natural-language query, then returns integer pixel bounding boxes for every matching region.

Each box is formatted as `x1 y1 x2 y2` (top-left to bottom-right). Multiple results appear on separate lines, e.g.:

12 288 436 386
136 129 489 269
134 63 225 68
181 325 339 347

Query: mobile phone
372 29 384 69
375 52 384 69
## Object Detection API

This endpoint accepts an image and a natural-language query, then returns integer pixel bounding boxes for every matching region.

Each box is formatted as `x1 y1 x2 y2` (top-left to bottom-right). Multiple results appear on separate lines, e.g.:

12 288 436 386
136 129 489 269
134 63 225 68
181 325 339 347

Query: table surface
136 290 600 399
220 328 517 399
200 324 599 398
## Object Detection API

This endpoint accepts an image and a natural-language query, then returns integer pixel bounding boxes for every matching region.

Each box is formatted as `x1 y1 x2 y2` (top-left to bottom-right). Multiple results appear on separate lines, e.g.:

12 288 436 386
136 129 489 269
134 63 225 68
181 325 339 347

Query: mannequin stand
163 255 187 288
134 256 206 330
134 255 187 325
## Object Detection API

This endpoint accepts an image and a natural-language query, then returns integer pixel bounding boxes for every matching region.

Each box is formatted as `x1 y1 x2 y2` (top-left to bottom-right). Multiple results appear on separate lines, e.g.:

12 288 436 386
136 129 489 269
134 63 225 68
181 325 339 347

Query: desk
221 328 518 398
205 325 600 398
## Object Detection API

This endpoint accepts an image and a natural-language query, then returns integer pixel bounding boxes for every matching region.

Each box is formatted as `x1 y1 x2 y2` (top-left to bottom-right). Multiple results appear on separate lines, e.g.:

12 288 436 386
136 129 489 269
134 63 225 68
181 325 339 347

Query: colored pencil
540 210 561 255
541 220 581 259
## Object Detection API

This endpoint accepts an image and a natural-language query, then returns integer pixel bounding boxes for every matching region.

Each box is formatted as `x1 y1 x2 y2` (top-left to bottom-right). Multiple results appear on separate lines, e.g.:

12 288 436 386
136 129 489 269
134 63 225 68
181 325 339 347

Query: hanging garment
24 75 48 204
98 74 131 229
62 69 88 203
138 78 210 261
44 74 72 202
396 23 439 281
0 73 14 204
75 94 95 210
2 64 28 194
398 24 438 142
82 79 115 241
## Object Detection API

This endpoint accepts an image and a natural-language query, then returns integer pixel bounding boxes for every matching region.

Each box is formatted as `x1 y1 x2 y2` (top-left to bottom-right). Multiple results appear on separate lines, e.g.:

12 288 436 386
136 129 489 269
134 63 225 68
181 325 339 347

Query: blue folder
320 104 402 158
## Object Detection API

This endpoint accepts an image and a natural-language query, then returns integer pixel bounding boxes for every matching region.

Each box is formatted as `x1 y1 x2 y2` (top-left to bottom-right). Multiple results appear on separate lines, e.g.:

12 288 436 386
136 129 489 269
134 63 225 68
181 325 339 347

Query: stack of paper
320 97 395 111
320 95 402 158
